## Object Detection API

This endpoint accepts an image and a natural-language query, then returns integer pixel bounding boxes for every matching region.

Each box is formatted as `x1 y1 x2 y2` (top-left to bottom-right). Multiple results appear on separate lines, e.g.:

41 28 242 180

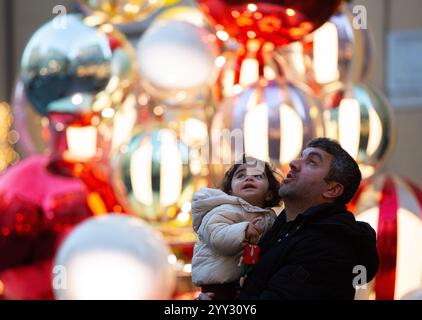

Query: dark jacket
238 202 379 300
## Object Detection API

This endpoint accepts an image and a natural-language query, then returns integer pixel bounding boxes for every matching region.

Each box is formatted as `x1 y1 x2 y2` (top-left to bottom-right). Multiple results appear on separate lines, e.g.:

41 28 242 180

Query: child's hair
220 154 282 208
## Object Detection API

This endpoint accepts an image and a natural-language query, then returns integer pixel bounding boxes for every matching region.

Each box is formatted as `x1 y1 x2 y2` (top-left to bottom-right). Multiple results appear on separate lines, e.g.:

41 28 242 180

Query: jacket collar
238 197 274 214
288 202 347 224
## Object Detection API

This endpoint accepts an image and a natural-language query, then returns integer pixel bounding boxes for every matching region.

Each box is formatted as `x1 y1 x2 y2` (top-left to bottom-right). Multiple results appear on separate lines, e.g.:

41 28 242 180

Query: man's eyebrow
302 151 323 162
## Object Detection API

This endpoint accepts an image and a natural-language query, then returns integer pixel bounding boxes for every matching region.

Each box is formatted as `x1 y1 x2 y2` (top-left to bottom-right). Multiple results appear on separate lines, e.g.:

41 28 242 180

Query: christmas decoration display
20 14 136 117
53 214 175 299
0 155 94 299
196 0 343 46
351 175 422 300
322 82 395 180
112 122 194 221
210 79 324 182
277 2 373 95
79 0 164 24
137 19 220 106
0 0 419 301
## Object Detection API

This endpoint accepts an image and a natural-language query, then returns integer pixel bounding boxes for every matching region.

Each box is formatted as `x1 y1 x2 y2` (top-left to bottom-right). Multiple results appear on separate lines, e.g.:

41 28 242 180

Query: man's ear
323 182 344 201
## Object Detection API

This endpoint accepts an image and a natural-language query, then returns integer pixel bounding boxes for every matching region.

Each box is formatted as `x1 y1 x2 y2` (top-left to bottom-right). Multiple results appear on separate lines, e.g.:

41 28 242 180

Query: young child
191 155 282 300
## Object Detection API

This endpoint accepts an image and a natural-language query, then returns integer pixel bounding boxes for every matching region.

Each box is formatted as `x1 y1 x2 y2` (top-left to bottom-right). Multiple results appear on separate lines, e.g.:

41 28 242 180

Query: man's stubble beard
278 184 296 200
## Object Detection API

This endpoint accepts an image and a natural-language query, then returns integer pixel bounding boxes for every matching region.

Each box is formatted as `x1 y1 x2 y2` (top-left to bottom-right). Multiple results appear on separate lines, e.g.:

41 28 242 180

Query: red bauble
0 156 93 299
197 0 343 45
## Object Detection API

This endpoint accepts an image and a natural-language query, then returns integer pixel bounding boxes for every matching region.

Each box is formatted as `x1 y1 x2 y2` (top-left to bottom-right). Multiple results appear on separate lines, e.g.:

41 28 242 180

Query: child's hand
246 218 264 244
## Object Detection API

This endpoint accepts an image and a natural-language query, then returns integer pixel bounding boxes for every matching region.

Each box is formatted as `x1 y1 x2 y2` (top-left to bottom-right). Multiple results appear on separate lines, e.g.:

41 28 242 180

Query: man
200 137 379 300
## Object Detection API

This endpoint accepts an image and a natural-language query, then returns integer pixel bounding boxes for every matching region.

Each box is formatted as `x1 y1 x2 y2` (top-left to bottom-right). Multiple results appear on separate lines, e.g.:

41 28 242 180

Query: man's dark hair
307 137 362 205
220 155 282 207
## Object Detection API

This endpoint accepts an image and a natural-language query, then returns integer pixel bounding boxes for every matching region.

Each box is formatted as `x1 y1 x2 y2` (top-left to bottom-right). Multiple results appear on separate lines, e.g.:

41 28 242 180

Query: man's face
279 147 334 203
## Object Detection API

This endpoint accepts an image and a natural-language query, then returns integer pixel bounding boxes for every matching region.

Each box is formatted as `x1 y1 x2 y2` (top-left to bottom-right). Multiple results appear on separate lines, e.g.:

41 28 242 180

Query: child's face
230 163 272 208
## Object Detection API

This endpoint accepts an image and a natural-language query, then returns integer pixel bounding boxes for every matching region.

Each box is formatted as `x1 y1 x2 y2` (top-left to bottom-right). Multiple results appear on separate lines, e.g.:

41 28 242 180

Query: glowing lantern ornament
53 214 176 300
210 79 324 183
45 103 129 215
216 40 283 100
350 175 422 300
111 117 196 222
79 0 164 25
137 20 220 106
276 3 373 95
321 82 396 180
196 0 343 46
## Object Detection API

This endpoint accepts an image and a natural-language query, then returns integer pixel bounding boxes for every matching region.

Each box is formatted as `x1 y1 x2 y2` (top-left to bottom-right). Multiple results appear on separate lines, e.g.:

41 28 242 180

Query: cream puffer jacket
191 187 276 286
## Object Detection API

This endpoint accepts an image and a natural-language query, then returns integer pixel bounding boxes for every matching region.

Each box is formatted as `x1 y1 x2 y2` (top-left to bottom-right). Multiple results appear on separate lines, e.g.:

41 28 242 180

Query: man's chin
278 186 290 198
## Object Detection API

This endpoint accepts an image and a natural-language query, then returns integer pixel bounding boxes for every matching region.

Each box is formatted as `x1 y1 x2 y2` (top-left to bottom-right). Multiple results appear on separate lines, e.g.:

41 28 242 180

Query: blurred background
0 0 421 300
1 0 422 183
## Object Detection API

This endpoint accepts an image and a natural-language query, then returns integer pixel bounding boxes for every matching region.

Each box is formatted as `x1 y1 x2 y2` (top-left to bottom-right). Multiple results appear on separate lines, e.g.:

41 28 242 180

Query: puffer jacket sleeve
198 204 249 256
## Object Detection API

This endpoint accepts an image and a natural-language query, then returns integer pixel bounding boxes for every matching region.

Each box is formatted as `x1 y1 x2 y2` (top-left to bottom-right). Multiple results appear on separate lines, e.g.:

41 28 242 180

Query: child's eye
254 174 264 179
237 173 245 178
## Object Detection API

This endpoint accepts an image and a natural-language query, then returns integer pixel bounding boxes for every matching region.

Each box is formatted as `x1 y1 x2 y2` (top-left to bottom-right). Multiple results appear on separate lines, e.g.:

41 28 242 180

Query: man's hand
246 217 264 244
196 292 215 300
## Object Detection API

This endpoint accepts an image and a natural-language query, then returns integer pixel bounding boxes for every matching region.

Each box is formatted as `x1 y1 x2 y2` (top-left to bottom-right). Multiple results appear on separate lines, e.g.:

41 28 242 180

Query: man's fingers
251 218 264 231
251 217 262 225
196 292 214 300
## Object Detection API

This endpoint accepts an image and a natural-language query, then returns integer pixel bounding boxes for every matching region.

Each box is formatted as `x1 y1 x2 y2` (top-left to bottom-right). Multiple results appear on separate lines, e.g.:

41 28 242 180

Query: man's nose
289 159 301 172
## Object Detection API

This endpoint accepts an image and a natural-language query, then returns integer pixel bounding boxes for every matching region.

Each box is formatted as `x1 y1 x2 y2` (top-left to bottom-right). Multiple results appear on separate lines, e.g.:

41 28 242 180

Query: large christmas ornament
79 0 164 24
321 82 395 180
197 0 343 46
0 155 94 299
351 175 422 300
211 79 324 182
155 5 208 27
18 16 137 214
401 287 422 300
20 14 136 117
112 120 195 222
53 214 176 299
137 20 220 106
276 3 373 94
20 14 111 116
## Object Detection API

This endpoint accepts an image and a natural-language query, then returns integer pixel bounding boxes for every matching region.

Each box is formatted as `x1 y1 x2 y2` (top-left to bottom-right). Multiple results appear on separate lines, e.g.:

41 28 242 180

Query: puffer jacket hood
191 187 271 233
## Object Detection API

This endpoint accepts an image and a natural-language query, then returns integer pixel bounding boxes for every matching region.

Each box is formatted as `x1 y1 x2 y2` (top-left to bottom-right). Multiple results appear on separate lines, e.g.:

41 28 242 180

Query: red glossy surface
198 0 342 45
